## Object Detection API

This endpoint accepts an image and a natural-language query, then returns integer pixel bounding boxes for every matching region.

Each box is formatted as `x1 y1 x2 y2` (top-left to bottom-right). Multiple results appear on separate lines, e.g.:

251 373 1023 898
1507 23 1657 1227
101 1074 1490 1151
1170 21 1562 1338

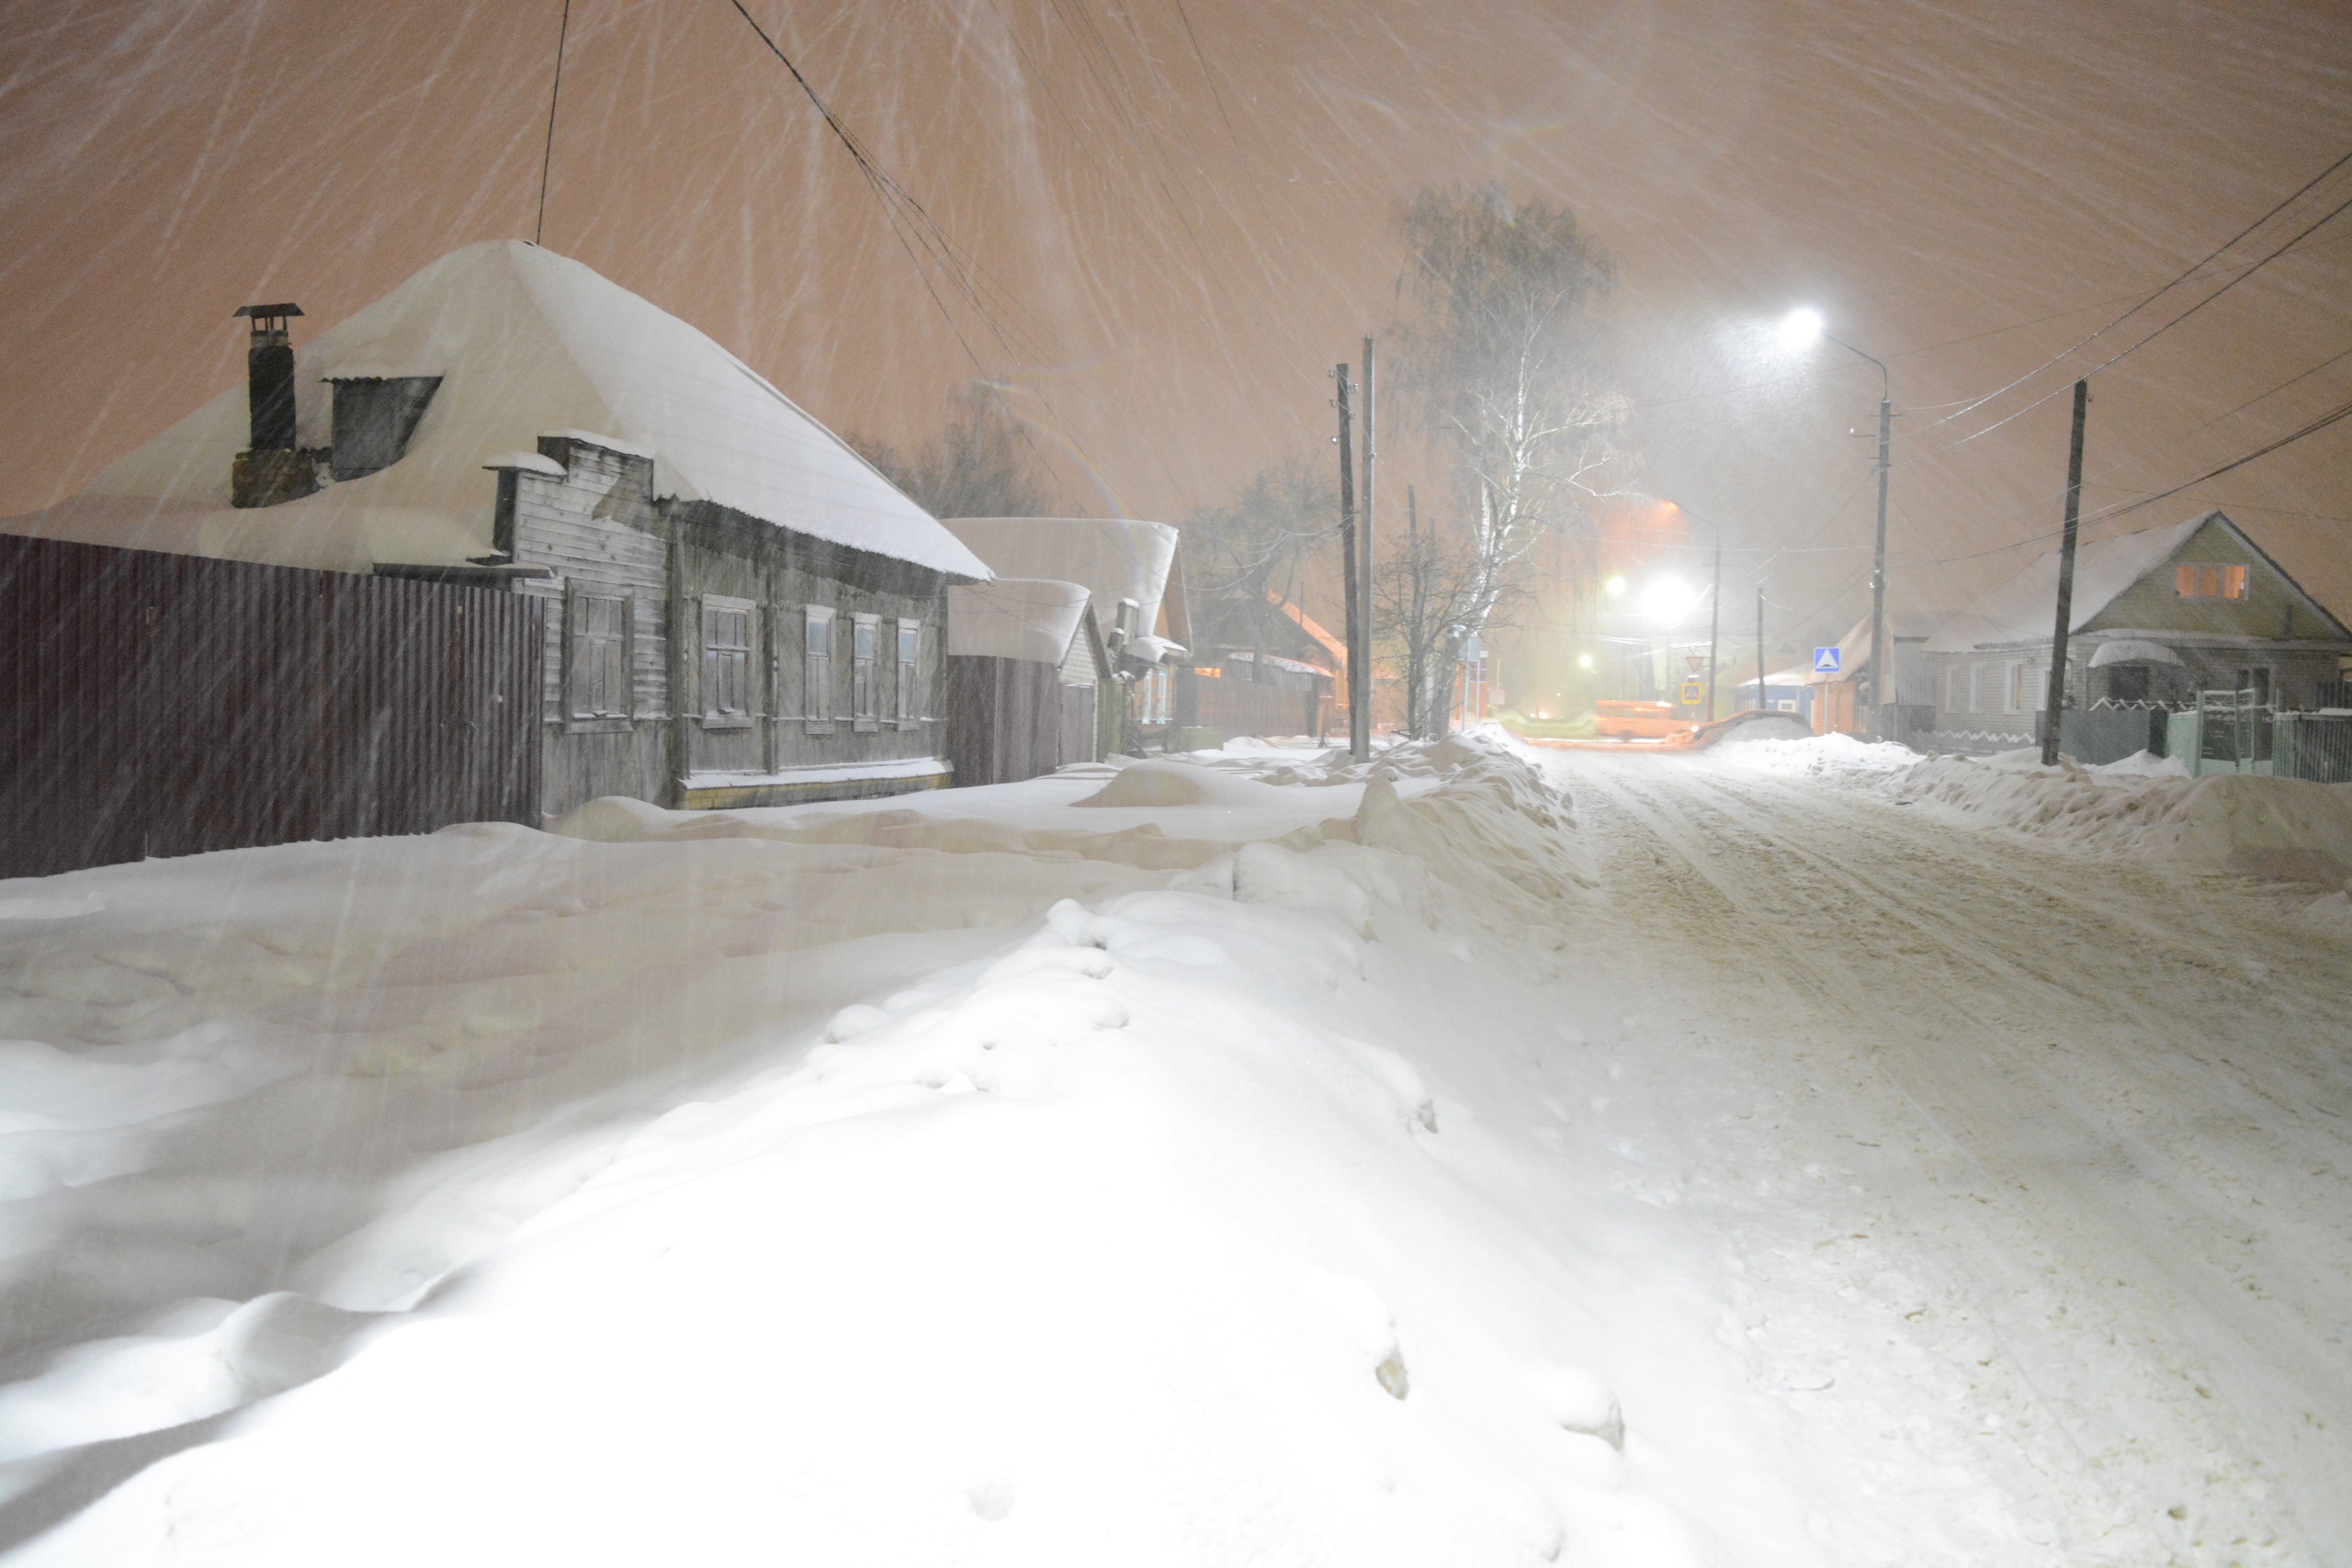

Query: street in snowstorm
3 3 2350 1564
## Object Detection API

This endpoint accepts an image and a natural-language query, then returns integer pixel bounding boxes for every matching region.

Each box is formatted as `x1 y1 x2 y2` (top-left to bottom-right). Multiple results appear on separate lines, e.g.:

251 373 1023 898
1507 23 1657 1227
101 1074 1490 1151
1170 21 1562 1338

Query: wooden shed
944 578 1112 785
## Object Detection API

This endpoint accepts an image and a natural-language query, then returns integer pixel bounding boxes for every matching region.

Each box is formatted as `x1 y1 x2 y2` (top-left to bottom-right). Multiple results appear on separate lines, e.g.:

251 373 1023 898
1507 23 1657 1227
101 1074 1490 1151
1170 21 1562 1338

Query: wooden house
1803 612 1940 737
6 241 991 816
940 516 1190 751
1920 512 2350 757
944 578 1113 784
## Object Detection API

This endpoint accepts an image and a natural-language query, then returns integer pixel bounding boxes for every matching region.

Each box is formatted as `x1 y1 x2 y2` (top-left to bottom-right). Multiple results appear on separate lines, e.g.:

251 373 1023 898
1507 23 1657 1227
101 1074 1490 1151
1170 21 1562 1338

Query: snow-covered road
2 736 2345 1565
1555 746 2352 1564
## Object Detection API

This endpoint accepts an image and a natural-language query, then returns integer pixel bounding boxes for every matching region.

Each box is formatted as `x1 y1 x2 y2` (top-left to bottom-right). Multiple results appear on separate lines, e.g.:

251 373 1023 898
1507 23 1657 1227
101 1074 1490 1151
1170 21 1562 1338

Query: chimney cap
232 302 304 321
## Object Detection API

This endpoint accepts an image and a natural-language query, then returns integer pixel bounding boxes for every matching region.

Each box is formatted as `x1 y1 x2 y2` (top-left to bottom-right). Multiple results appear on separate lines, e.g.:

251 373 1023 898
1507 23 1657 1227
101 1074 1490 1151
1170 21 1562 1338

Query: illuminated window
2176 563 2248 600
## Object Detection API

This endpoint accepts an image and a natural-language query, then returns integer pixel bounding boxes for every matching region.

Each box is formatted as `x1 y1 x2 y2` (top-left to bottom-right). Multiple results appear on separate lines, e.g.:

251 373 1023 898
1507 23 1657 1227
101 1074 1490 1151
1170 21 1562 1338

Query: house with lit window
1919 511 2351 757
6 241 991 816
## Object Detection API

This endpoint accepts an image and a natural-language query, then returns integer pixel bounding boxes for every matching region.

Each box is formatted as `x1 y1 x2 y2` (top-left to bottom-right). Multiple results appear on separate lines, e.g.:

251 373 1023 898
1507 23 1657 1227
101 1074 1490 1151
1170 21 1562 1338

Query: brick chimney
231 302 315 508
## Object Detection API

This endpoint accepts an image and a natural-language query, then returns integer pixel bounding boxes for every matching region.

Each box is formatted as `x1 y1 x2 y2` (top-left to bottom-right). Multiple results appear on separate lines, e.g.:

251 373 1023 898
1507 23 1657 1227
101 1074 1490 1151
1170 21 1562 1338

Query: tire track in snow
1562 754 2345 1564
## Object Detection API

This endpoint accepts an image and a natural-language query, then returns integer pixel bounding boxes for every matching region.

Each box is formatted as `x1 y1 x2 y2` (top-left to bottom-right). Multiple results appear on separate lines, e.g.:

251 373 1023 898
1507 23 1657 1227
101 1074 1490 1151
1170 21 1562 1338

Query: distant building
941 516 1190 750
1804 612 1942 737
1920 511 2351 755
6 242 991 815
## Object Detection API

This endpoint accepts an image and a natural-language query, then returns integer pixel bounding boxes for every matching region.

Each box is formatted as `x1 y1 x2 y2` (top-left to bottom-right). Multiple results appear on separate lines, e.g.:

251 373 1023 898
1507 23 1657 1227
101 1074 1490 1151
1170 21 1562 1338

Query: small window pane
2222 565 2247 600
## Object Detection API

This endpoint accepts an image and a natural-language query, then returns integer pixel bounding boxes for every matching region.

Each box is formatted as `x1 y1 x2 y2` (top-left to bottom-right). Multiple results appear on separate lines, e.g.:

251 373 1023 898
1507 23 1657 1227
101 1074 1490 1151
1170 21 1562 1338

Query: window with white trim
803 606 834 732
852 614 880 730
1945 666 1962 716
895 619 922 729
567 585 630 725
702 596 753 727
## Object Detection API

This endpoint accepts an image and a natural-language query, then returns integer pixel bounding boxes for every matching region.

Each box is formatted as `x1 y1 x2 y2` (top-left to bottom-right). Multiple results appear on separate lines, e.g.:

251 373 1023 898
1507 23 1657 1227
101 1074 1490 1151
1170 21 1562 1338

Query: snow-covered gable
946 578 1092 664
1923 515 2207 654
942 516 1184 660
9 242 989 581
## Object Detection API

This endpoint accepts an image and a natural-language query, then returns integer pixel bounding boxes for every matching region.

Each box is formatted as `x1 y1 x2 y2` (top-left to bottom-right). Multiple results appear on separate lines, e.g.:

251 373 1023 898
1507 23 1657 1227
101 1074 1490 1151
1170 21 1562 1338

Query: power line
1914 142 2352 441
1923 186 2352 461
2081 392 2352 526
534 0 571 247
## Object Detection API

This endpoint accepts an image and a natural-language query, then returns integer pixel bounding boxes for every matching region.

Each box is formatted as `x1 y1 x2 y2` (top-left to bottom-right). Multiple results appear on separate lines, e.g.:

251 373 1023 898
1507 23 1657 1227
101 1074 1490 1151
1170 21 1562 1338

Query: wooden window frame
701 593 756 729
851 613 881 732
894 618 922 730
564 580 634 734
803 605 836 734
2177 562 2251 601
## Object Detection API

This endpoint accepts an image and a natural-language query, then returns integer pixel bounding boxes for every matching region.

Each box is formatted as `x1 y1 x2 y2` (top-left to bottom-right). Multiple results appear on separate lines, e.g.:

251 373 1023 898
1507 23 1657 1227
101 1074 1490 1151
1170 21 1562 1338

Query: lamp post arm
1823 333 1890 400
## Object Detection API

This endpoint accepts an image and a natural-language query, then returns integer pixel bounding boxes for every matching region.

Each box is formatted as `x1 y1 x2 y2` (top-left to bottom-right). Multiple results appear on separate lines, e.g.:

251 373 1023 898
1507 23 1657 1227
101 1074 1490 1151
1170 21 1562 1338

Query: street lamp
1784 308 1894 731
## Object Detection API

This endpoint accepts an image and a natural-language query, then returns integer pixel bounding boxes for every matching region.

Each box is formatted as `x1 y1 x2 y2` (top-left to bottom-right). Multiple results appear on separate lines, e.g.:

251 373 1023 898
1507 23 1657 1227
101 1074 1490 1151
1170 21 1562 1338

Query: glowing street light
1778 306 1825 348
1603 575 1627 597
1576 652 1595 671
1639 576 1699 629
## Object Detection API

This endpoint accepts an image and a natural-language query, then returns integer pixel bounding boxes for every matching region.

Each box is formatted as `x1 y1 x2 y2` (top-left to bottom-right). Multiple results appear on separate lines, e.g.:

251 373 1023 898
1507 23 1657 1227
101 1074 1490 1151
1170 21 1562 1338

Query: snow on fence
0 534 542 877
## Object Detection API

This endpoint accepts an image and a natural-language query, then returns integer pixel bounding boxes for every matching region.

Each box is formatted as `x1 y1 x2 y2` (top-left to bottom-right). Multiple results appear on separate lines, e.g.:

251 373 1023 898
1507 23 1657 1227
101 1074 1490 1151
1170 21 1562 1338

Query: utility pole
1407 484 1426 739
1361 335 1376 746
1756 587 1767 716
2041 378 2090 767
1706 540 1721 721
1867 386 1892 735
1335 363 1367 762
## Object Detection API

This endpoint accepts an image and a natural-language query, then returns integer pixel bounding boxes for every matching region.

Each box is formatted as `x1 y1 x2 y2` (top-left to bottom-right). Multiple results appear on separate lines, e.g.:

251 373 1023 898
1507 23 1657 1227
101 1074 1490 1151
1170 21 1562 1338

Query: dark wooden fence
1175 666 1327 741
1 535 542 879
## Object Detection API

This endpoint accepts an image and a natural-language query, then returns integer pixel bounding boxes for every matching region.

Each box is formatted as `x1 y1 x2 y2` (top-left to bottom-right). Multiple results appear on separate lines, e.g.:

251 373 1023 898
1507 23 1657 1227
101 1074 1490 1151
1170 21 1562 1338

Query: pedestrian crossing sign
1679 680 1703 705
1813 647 1841 674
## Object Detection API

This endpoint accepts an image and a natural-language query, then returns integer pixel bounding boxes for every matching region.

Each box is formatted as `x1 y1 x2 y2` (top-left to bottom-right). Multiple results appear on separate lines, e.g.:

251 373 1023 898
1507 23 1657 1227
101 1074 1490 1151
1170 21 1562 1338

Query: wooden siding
946 655 1065 786
511 437 672 815
670 500 955 784
2087 517 2346 642
0 534 540 878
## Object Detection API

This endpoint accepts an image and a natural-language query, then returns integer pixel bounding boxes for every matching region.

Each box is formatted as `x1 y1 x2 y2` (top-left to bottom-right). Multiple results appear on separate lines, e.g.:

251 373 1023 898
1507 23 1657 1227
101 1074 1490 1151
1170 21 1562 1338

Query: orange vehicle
1593 698 1695 740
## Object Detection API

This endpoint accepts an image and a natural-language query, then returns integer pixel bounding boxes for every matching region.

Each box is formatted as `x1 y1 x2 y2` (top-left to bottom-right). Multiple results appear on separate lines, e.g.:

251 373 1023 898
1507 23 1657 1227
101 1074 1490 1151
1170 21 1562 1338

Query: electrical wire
1914 143 2352 440
534 0 571 247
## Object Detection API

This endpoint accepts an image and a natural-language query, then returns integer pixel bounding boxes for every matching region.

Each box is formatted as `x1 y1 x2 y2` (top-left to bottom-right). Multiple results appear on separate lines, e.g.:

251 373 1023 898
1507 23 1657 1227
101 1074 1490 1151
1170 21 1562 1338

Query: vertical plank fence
1 536 542 879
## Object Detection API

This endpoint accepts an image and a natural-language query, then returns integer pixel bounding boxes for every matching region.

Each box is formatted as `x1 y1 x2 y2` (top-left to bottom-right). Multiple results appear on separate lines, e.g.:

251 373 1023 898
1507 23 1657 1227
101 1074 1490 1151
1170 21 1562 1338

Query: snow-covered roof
946 578 1092 664
1922 515 2206 653
942 516 1182 660
6 241 989 580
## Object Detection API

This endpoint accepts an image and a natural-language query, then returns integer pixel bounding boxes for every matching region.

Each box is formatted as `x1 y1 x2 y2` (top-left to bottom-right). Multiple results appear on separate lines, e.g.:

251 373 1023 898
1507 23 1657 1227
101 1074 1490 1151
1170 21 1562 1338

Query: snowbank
0 738 1699 1567
1883 750 2352 886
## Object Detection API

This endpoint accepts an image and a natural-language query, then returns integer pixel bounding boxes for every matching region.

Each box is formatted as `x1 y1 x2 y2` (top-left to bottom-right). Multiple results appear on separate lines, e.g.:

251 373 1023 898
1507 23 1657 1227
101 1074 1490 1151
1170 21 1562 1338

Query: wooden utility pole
1706 541 1721 721
2041 378 2090 767
1361 335 1377 744
1335 364 1367 761
1406 484 1426 739
1756 587 1767 716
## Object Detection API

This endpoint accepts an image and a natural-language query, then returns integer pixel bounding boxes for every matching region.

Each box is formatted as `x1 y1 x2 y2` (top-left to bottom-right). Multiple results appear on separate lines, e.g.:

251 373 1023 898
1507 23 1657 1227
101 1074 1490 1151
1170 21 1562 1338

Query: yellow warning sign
1679 680 1704 705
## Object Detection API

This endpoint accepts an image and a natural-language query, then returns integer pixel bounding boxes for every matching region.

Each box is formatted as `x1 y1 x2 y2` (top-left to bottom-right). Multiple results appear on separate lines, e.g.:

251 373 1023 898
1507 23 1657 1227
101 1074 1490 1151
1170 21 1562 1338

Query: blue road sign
1813 647 1841 674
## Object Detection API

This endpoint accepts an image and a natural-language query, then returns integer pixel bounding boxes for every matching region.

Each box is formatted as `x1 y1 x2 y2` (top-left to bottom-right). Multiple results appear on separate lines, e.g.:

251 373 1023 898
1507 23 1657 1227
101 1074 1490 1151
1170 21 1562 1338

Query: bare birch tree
1178 458 1336 680
1393 184 1626 649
